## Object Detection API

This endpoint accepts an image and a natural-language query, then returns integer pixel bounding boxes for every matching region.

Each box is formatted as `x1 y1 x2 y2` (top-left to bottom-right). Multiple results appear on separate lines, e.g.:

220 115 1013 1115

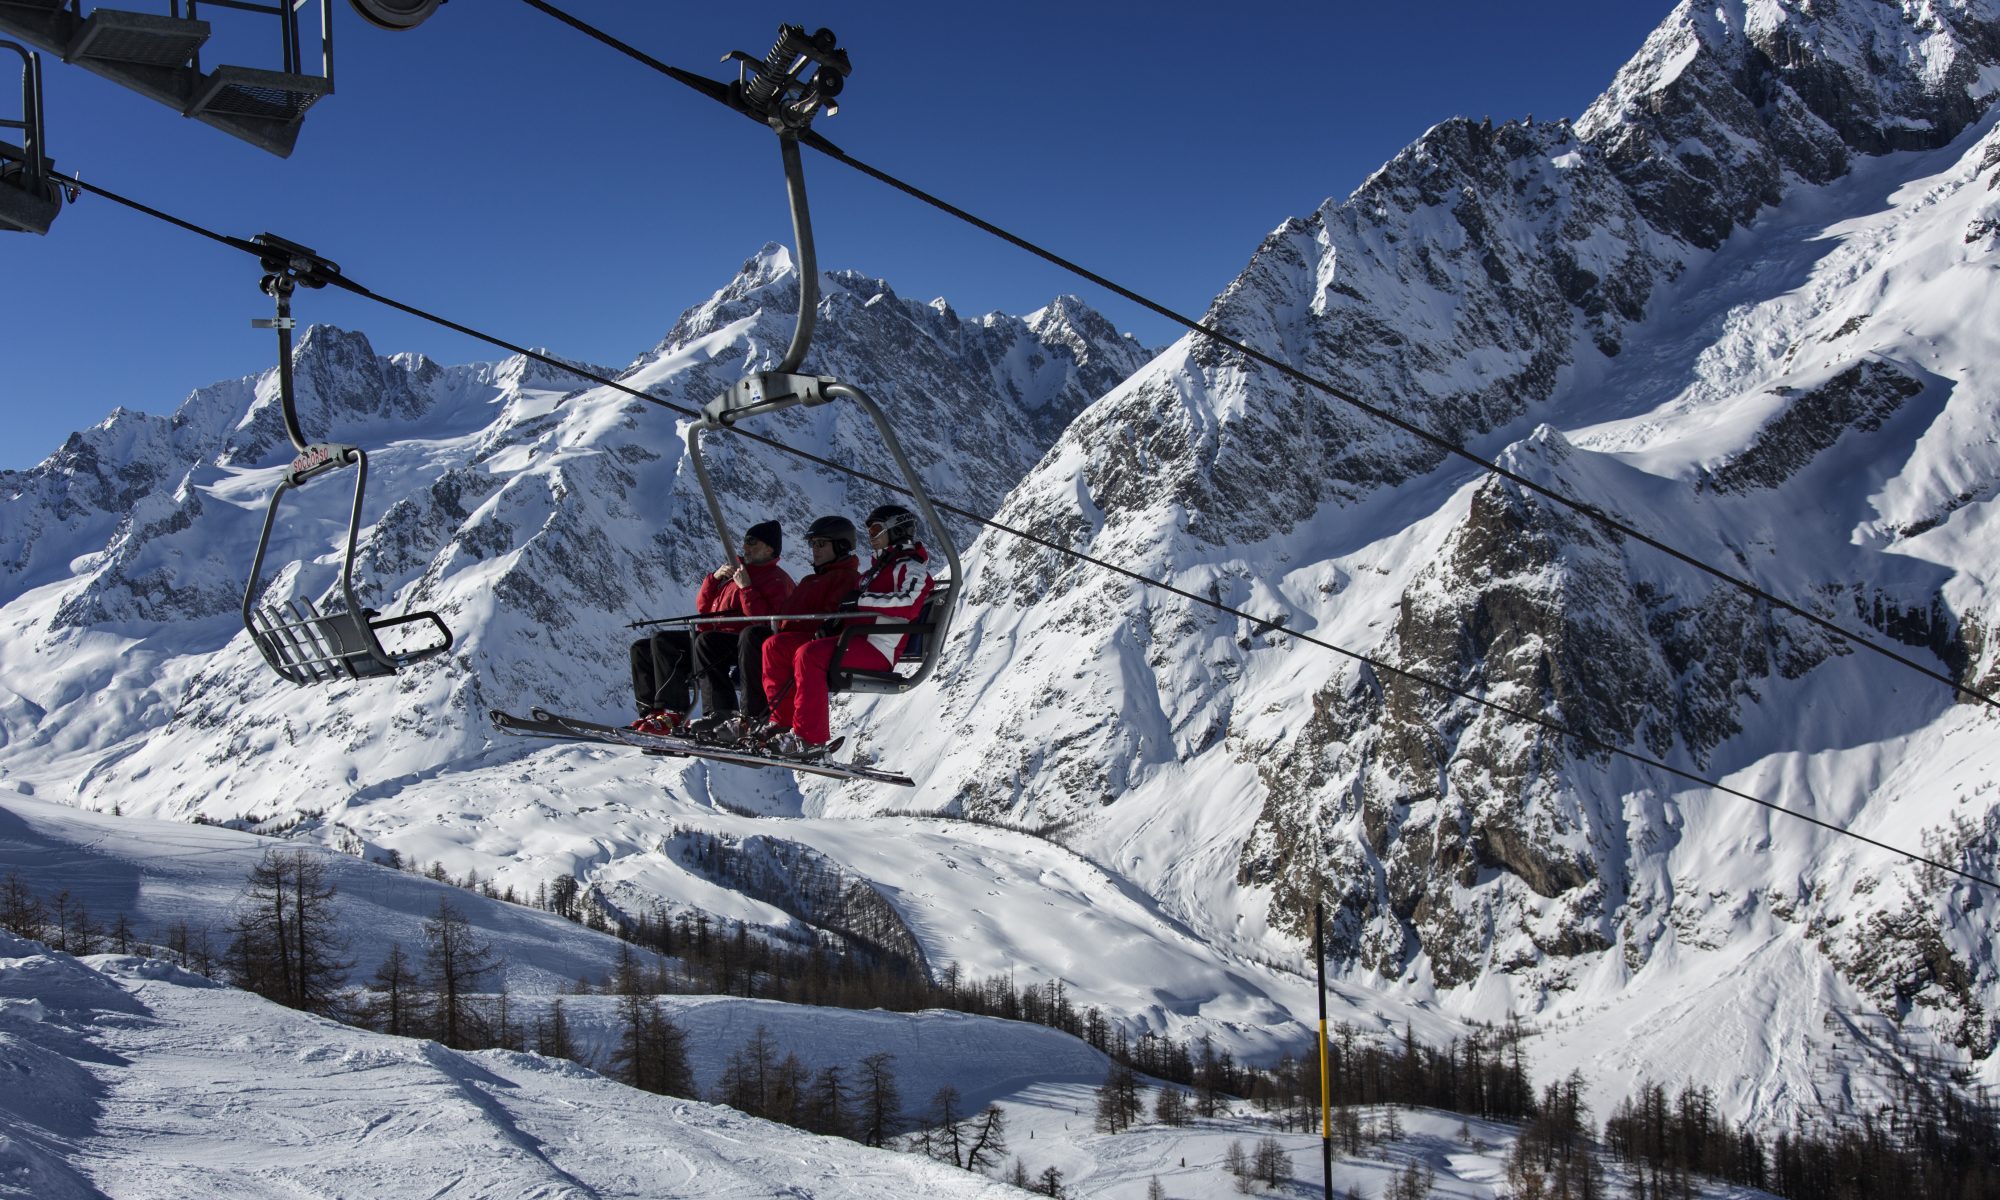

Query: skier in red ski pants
764 504 936 760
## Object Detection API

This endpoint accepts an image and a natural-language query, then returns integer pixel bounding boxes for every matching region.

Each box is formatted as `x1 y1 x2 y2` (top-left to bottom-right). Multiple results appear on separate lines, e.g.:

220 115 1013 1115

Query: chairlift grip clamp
725 24 848 132
700 370 835 428
286 440 358 487
252 232 341 291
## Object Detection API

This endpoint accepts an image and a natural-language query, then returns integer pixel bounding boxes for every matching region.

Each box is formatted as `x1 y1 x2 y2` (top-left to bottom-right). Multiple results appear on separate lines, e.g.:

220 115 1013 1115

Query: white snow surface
0 929 1025 1199
0 803 1785 1199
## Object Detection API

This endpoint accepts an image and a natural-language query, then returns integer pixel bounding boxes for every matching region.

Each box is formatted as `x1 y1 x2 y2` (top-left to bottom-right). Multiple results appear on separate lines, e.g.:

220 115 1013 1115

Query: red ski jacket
748 554 861 634
850 544 937 661
694 559 796 632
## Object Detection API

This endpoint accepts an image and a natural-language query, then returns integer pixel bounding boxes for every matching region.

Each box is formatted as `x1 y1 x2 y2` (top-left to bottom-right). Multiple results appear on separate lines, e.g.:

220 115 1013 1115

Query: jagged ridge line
59 176 2000 898
511 0 2000 718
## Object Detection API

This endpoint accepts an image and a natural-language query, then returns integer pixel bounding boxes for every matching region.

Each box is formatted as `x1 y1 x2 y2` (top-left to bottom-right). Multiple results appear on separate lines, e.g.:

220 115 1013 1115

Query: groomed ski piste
0 797 1776 1199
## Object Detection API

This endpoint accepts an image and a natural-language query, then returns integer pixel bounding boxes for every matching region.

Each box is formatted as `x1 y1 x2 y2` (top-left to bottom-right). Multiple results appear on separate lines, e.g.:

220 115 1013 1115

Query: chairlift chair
239 233 452 685
678 25 962 698
0 1 335 156
0 38 65 233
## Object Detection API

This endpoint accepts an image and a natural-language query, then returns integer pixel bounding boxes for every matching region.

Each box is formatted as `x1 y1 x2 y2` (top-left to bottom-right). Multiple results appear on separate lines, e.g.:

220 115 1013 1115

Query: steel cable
57 174 2000 895
512 0 2000 720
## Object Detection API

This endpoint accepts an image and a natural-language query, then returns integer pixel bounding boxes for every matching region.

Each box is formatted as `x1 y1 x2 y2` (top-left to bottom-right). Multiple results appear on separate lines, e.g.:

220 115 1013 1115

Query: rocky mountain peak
1579 0 2000 246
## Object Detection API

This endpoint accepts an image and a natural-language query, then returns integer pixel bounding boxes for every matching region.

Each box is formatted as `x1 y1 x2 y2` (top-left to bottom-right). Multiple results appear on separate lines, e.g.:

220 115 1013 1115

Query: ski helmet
865 503 919 545
806 515 857 557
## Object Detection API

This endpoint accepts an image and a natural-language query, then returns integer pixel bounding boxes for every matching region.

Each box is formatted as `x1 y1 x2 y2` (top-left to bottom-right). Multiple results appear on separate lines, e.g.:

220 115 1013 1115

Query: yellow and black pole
1316 900 1332 1200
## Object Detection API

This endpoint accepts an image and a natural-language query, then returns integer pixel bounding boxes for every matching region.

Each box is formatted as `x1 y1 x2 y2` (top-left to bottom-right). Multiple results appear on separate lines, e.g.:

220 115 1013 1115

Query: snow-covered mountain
856 0 2000 1124
5 0 2000 1142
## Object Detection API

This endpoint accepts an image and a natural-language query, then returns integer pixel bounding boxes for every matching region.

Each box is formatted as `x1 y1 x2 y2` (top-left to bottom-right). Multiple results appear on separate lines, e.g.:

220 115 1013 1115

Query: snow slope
0 931 1035 1200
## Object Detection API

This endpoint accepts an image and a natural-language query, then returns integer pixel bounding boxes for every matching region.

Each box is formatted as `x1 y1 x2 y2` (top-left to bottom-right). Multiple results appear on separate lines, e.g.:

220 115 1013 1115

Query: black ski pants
694 623 776 720
630 629 737 716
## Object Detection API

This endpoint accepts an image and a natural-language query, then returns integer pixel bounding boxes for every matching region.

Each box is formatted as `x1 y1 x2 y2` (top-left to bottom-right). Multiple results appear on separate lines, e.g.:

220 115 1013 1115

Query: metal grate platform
0 1 76 57
68 8 207 67
193 63 325 121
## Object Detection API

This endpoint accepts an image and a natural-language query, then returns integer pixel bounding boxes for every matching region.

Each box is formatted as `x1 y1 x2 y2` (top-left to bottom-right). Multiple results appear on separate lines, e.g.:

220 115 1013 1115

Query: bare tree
1253 1136 1293 1189
806 1065 850 1139
915 1085 967 1165
855 1051 903 1147
1095 1060 1144 1133
162 918 217 976
1225 1140 1251 1193
1386 1160 1435 1200
46 889 101 956
422 897 500 1049
611 993 693 1097
109 911 137 955
962 1105 1008 1174
363 942 418 1035
225 849 352 1015
714 1024 782 1117
0 873 46 942
535 997 579 1062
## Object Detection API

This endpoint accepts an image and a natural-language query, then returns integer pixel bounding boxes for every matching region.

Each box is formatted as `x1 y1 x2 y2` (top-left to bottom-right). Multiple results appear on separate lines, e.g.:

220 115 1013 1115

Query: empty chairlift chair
239 234 452 685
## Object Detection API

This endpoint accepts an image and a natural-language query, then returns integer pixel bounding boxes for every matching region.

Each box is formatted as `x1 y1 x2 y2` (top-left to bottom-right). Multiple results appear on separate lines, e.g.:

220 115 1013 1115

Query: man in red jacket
764 504 937 761
629 519 793 735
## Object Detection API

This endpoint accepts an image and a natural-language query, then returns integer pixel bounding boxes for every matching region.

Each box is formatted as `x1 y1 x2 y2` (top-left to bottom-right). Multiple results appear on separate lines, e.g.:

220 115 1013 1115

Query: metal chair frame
239 233 453 685
0 0 333 156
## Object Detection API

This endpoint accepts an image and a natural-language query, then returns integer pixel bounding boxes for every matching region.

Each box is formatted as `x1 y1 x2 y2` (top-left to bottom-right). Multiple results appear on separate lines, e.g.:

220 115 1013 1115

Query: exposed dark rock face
1581 1 2000 248
998 0 2000 580
670 828 928 973
1235 465 1846 986
1702 361 1929 494
968 0 2000 1006
1815 807 2000 1054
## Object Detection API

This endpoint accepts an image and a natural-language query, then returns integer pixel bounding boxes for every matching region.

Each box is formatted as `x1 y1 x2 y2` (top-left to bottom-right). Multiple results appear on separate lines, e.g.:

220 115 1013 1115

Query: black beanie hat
745 520 783 553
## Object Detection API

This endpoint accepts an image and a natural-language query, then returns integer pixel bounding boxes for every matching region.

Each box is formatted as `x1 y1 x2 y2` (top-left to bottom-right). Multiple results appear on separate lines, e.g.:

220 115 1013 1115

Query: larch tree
961 1105 1008 1174
422 896 500 1049
364 941 417 1035
226 849 351 1015
855 1050 903 1147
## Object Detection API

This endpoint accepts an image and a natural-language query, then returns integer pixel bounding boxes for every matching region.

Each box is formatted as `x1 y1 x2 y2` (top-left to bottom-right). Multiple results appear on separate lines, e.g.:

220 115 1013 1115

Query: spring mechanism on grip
726 24 849 131
740 24 809 112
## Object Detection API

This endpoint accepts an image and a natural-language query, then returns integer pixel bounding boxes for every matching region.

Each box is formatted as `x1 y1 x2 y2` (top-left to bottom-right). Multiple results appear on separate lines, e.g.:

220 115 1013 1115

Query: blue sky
0 1 1669 470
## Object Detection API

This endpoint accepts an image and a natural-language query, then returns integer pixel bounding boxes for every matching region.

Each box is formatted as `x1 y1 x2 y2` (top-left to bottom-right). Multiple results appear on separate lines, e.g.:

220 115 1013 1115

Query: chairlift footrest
489 707 913 786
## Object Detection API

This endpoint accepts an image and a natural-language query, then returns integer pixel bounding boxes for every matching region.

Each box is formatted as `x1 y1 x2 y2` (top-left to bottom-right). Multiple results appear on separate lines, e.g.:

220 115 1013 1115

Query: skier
629 519 793 735
762 503 937 761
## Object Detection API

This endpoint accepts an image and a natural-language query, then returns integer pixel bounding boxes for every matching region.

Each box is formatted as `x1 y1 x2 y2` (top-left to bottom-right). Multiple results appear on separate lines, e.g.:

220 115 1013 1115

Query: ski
488 708 914 787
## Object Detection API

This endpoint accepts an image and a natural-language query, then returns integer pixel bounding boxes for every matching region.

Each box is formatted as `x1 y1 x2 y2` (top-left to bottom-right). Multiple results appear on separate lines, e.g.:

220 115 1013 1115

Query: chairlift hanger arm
247 231 342 453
